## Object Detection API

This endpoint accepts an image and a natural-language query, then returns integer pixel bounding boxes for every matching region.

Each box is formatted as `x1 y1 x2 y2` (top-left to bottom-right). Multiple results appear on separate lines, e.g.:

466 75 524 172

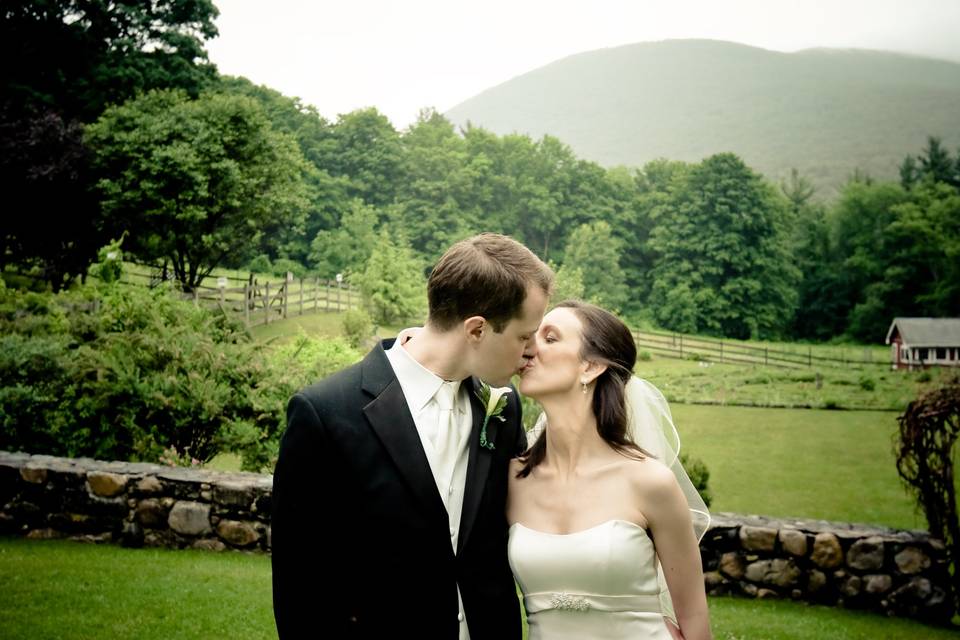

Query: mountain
445 39 960 198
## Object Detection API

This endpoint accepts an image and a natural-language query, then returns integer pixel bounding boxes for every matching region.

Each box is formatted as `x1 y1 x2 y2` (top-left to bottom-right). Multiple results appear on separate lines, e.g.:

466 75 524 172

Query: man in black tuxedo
272 233 553 639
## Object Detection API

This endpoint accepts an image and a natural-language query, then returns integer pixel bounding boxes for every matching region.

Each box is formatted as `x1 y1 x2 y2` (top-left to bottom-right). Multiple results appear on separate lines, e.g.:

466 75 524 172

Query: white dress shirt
385 337 473 639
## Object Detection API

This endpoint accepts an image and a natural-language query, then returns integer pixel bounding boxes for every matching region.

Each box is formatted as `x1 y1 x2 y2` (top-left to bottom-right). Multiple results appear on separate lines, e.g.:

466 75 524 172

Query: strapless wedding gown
508 519 671 639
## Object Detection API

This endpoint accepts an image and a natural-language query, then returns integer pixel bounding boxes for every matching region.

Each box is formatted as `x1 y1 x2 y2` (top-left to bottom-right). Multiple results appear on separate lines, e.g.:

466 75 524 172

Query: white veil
527 376 710 625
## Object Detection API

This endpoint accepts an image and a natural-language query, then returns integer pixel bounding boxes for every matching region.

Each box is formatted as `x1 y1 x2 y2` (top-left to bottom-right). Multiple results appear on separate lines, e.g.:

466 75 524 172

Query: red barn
885 317 960 370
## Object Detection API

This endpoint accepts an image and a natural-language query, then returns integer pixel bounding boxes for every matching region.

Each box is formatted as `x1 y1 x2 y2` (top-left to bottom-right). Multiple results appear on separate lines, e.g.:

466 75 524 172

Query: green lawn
249 310 406 347
671 404 925 530
2 538 956 640
637 356 954 411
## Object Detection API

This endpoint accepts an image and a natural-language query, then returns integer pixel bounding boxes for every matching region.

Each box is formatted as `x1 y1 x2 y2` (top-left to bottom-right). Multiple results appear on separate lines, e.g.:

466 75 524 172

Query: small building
885 317 960 370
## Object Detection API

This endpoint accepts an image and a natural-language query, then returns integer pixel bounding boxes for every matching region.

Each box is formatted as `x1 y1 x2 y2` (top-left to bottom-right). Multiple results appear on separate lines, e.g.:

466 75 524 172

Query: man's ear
580 360 608 385
464 316 486 343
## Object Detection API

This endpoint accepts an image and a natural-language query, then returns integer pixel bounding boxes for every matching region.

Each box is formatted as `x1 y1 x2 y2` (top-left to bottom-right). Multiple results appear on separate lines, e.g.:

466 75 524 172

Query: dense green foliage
0 0 220 290
86 90 310 291
0 260 359 471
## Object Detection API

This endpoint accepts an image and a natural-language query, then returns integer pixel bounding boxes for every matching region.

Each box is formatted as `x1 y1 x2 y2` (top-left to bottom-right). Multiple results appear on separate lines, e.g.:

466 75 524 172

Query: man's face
471 284 549 386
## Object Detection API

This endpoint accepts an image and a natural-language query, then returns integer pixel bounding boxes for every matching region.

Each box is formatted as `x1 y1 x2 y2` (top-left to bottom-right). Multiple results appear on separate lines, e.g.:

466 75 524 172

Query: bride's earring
581 380 588 395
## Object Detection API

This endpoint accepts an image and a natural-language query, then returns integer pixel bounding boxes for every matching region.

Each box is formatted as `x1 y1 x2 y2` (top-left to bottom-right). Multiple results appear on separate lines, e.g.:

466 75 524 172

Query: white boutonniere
476 382 511 450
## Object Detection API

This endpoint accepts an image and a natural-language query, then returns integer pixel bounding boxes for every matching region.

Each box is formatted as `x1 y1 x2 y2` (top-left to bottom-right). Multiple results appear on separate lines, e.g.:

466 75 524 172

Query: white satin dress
508 519 672 639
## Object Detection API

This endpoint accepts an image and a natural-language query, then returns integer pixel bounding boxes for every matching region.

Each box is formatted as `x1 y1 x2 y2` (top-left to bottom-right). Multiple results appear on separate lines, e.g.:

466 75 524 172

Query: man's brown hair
427 233 553 332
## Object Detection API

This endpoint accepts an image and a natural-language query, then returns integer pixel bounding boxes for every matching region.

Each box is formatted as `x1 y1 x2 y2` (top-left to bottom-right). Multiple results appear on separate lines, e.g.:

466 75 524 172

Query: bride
507 300 712 640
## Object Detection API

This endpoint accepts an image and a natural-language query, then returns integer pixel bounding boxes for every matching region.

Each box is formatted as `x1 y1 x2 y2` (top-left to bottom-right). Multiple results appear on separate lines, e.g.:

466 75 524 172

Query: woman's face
518 307 586 400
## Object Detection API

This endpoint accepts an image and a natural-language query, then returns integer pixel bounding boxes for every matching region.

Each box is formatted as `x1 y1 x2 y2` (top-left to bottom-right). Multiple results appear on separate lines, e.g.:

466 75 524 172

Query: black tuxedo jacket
272 339 527 639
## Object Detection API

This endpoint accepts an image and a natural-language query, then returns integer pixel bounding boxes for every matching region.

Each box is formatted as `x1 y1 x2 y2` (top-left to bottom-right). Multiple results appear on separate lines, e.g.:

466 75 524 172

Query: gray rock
20 466 47 484
864 574 893 594
811 533 843 568
745 559 801 588
841 575 862 597
807 570 827 594
213 482 253 508
779 529 808 556
216 519 260 547
86 471 127 497
136 499 167 528
135 475 164 494
719 552 745 579
894 547 930 575
847 536 884 571
167 501 211 536
740 525 777 551
192 538 226 552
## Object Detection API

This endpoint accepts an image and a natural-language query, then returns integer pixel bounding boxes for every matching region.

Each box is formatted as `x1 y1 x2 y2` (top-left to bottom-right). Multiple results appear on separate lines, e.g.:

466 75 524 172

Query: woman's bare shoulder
623 454 680 498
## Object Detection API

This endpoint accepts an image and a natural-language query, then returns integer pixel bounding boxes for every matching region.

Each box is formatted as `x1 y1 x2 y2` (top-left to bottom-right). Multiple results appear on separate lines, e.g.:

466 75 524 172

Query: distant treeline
2 1 958 342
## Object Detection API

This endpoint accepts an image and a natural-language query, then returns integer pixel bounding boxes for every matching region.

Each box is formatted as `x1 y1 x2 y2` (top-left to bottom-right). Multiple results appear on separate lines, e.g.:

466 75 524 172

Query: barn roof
885 317 960 347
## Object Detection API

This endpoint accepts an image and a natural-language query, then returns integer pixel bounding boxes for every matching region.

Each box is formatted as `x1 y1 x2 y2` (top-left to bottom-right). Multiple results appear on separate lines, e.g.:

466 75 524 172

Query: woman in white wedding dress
508 301 712 640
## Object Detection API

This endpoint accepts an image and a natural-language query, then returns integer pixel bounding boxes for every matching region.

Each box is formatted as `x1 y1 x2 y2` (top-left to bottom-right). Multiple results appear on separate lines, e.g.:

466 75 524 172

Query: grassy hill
445 39 960 198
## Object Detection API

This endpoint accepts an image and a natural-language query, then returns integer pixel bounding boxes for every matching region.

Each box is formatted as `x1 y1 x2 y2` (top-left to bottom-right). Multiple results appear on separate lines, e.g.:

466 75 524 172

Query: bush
637 350 652 362
342 308 373 349
858 375 876 392
680 451 713 508
0 269 363 472
246 254 272 275
918 370 932 382
271 258 309 280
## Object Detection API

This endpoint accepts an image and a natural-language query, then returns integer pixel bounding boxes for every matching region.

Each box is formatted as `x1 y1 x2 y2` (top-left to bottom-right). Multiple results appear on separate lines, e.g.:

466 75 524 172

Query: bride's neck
540 395 608 480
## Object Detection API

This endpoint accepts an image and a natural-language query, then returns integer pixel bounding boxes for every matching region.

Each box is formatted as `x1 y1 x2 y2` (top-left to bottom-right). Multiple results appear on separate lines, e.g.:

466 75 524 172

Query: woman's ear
580 360 608 385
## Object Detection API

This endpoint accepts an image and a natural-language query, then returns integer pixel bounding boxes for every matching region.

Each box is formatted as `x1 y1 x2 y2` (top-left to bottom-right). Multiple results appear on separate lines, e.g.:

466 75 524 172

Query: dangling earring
581 380 588 395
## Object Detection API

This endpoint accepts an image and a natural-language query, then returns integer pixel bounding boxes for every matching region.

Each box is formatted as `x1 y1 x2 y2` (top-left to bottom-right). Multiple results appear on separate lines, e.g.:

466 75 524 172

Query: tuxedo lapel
361 342 448 527
457 376 500 555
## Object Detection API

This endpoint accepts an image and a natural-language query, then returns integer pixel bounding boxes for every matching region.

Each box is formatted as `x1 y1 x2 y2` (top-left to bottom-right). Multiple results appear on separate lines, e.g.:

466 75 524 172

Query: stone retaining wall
0 451 953 623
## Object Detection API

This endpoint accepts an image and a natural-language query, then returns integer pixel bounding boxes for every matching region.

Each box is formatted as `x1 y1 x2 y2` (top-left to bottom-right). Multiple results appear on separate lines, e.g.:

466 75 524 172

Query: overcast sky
205 0 960 130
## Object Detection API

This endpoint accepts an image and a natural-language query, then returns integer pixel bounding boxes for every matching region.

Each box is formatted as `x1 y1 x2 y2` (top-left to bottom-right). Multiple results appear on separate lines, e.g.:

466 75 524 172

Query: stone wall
1 451 953 623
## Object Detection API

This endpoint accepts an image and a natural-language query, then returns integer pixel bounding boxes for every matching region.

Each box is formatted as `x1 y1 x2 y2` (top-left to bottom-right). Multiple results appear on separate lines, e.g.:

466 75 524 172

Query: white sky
205 0 960 130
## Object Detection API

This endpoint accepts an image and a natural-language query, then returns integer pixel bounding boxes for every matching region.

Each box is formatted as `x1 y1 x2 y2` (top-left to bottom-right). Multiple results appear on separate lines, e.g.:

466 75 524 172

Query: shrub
858 376 876 392
0 268 364 472
342 308 373 349
637 350 652 362
272 258 309 280
246 254 272 274
680 451 713 508
918 370 932 383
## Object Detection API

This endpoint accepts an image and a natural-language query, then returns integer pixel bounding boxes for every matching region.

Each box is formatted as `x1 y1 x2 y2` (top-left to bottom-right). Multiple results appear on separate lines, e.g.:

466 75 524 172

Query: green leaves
87 89 310 290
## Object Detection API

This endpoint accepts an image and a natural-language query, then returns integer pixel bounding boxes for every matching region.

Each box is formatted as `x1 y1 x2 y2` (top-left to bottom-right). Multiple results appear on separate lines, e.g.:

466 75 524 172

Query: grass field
671 404 925 530
2 538 957 640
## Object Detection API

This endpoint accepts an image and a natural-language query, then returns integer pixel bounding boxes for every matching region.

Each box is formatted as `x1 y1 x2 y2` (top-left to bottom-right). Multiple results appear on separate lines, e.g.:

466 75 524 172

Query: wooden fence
633 329 887 370
119 262 361 328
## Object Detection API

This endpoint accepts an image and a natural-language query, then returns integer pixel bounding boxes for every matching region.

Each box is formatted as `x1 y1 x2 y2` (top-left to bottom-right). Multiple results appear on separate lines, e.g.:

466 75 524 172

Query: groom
271 233 553 639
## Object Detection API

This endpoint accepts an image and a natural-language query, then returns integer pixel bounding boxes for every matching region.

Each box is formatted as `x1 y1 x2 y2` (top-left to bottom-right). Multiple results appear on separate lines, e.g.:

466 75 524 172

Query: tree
1 0 220 287
355 231 427 326
917 136 959 188
309 199 380 277
1 0 219 123
562 222 629 313
830 180 910 341
0 108 100 290
86 90 309 291
648 153 798 339
323 108 404 207
217 76 350 265
392 109 476 260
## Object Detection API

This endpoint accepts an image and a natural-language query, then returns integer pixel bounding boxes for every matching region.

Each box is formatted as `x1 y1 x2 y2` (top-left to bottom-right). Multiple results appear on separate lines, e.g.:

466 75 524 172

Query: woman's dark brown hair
516 300 651 477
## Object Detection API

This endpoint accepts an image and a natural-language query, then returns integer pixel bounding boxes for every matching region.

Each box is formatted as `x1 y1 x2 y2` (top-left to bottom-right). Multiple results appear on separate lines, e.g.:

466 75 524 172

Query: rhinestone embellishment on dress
549 592 591 612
